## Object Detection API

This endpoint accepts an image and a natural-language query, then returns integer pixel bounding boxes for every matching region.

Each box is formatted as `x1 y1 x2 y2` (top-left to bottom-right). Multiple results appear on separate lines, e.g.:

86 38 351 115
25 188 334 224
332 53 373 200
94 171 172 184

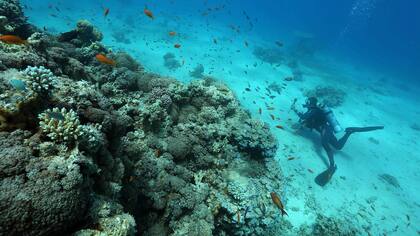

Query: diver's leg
332 125 384 149
321 129 335 168
325 126 350 150
331 131 352 150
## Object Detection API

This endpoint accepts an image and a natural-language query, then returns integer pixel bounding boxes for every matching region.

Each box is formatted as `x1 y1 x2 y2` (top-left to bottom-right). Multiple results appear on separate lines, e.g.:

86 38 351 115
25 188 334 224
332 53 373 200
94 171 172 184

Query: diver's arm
296 110 311 121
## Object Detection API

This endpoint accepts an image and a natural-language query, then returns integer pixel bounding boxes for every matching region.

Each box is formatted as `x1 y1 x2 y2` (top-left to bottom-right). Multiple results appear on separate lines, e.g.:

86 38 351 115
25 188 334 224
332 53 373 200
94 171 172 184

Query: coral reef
0 1 353 235
0 0 35 37
0 130 90 235
21 66 56 94
58 20 103 47
298 214 359 235
304 85 347 107
38 107 82 144
253 46 283 65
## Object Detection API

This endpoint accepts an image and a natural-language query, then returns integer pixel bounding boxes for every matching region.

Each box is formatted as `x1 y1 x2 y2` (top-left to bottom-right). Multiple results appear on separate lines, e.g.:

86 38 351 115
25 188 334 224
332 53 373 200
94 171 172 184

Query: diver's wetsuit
293 98 383 185
297 106 351 170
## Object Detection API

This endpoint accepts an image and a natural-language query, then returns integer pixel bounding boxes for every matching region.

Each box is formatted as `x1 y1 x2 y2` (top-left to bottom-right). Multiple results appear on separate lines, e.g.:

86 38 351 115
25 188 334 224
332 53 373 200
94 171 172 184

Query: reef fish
174 44 181 48
270 192 288 217
46 111 65 121
169 31 177 36
95 53 116 66
0 35 27 45
144 9 154 19
275 41 283 47
104 8 110 17
9 79 27 91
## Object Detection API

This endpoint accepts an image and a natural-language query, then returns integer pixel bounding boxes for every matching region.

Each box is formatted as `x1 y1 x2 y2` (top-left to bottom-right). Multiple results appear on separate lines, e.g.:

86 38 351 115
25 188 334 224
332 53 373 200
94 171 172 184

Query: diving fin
315 165 337 186
345 126 384 133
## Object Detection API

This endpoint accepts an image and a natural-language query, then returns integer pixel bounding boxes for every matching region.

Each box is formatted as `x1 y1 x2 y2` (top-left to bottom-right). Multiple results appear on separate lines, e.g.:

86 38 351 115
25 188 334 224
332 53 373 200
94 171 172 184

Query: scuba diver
291 97 384 186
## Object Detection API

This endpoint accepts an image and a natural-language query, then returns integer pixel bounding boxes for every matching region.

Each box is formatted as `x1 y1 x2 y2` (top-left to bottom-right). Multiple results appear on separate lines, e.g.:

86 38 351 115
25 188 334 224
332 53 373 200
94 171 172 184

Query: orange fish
270 192 288 217
270 114 275 120
169 31 177 36
104 8 110 17
144 9 154 19
95 53 116 66
0 35 27 45
174 44 181 48
275 125 284 129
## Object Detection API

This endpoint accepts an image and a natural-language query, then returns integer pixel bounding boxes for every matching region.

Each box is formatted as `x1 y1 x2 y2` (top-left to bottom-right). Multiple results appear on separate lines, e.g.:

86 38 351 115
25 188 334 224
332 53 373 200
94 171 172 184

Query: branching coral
38 107 82 144
21 65 55 94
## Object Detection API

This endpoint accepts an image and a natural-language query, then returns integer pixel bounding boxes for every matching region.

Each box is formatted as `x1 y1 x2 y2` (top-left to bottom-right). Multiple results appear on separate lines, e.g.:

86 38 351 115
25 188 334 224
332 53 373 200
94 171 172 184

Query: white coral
38 107 82 144
22 65 55 93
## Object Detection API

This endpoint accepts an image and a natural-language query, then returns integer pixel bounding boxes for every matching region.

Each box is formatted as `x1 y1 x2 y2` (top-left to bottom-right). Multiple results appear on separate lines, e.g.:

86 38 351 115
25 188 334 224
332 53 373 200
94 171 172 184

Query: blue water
23 0 420 82
20 0 420 235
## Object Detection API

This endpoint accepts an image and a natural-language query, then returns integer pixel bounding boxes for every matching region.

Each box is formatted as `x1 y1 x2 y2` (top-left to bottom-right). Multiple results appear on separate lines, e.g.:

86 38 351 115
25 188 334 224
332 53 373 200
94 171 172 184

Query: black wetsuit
297 106 351 169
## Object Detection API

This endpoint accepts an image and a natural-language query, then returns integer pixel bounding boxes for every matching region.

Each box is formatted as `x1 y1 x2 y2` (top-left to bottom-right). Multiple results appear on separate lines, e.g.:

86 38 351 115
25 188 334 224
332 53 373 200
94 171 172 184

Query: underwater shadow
295 128 329 168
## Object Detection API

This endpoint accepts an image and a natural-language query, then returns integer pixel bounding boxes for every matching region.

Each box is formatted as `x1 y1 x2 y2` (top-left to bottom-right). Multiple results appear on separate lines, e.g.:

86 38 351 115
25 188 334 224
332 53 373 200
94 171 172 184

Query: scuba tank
322 106 342 133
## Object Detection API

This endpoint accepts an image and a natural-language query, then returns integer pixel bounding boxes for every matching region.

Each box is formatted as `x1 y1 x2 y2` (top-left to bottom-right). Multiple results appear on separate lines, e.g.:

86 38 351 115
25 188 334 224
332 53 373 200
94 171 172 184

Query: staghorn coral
38 107 82 144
